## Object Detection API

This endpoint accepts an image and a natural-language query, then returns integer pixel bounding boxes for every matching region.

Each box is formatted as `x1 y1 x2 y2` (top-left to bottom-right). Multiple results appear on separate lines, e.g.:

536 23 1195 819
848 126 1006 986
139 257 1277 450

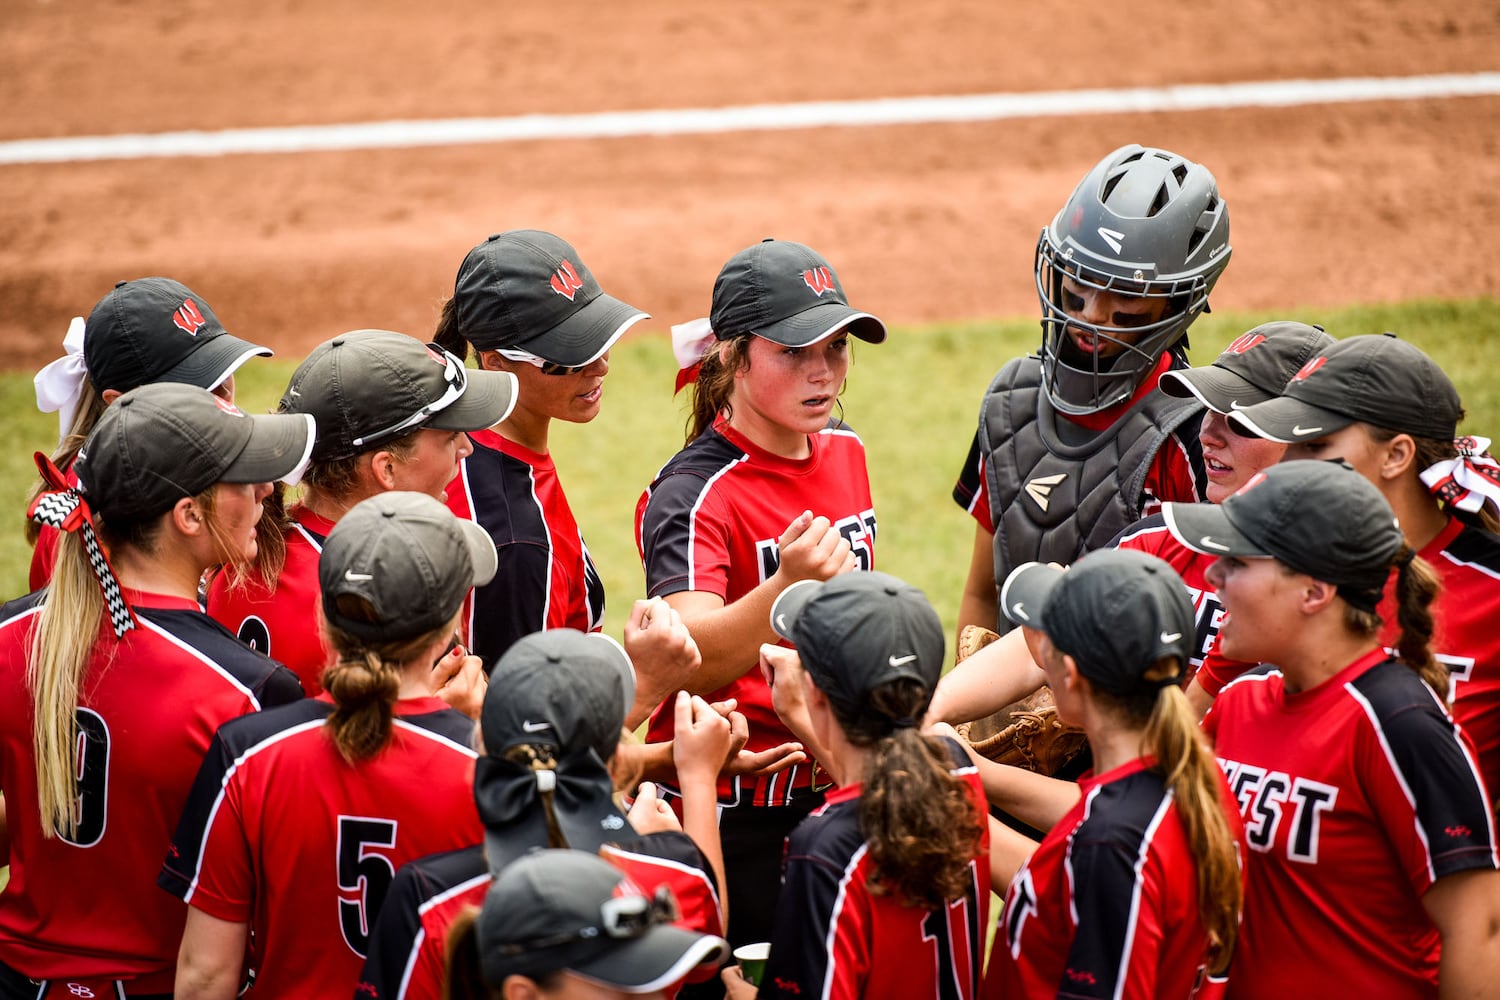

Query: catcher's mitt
952 625 1088 775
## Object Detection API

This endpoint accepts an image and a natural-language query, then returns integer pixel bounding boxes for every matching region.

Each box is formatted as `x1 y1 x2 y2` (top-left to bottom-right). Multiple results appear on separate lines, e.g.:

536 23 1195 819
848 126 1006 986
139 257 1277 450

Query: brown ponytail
1390 550 1446 700
684 335 751 444
838 678 980 909
503 744 569 848
443 906 498 1000
320 607 456 763
433 297 470 364
1136 663 1242 975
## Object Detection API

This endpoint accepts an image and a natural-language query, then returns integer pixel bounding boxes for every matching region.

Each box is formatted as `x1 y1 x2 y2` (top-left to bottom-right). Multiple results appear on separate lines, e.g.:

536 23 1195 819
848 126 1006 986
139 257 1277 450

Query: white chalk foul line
4 72 1499 165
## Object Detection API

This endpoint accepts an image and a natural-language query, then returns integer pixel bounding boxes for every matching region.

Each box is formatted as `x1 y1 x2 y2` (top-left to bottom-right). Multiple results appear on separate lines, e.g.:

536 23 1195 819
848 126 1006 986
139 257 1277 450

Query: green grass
4 298 1498 645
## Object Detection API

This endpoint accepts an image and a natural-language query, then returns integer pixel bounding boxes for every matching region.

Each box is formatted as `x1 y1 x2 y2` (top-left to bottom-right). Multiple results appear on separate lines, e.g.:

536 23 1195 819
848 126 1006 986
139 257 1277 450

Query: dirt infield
2 0 1497 371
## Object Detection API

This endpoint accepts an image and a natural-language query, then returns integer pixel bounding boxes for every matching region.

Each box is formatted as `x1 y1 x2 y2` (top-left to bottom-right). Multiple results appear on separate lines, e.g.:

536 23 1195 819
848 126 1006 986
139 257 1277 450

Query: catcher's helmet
1035 145 1231 415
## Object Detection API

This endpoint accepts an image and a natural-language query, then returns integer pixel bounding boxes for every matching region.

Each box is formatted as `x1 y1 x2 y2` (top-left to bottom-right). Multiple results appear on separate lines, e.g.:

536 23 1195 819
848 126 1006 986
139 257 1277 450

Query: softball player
975 549 1246 998
162 493 494 998
27 277 272 591
635 239 885 951
432 230 650 667
444 850 730 1000
355 630 730 1000
929 321 1333 727
720 572 988 1000
206 329 515 692
0 383 307 997
1166 460 1500 997
1226 333 1500 800
954 144 1231 639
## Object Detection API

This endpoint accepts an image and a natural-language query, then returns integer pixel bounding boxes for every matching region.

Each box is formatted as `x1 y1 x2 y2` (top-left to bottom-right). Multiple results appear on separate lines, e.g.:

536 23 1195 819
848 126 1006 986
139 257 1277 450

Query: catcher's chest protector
979 356 1202 631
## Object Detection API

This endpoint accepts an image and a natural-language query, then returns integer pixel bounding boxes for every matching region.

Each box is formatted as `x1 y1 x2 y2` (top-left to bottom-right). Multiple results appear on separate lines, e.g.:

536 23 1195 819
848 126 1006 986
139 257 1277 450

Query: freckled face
1203 555 1303 664
391 427 473 501
728 334 850 456
1282 424 1386 488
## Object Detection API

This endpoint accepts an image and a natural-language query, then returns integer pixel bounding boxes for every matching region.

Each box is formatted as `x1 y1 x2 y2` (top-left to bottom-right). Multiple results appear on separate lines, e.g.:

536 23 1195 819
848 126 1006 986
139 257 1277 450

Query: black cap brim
164 334 273 391
569 925 730 993
1226 396 1354 444
755 302 886 348
515 293 649 368
769 579 821 641
221 412 315 486
426 369 519 434
999 562 1064 629
1159 366 1270 414
1161 502 1270 559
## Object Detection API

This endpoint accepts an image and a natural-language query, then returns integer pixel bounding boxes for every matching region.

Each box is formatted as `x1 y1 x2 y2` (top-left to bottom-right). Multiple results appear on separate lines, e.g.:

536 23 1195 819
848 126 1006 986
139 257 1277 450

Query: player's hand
623 598 701 728
625 781 681 835
429 641 486 720
760 643 818 748
672 691 734 787
708 696 808 776
773 510 856 584
722 964 760 999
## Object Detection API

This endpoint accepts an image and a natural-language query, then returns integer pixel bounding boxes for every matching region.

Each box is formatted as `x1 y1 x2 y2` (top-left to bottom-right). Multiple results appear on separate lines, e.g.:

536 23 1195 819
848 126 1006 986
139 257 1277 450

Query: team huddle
3 143 1498 999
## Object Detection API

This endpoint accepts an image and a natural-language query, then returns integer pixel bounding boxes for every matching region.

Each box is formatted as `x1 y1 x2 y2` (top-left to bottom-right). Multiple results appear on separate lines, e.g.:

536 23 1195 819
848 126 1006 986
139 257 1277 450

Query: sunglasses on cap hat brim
349 344 469 448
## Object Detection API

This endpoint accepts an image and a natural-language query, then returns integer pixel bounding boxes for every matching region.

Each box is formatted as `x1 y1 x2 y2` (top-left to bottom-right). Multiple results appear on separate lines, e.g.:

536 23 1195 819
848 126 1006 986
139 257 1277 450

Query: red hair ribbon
1420 436 1500 517
27 452 137 638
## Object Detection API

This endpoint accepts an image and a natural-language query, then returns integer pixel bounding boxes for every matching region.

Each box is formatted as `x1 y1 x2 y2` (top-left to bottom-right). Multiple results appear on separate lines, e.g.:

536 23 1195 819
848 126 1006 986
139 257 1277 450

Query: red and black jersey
206 503 335 694
1384 516 1500 804
356 832 723 1000
447 428 604 670
757 739 989 1000
986 756 1242 1000
0 588 302 990
159 695 483 999
952 353 1202 533
1205 650 1499 999
636 420 875 806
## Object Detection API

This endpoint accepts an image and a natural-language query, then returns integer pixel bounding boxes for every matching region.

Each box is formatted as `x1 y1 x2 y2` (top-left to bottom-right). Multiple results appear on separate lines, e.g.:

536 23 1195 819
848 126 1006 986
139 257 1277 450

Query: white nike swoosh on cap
1228 400 1247 410
1010 602 1030 621
521 720 551 732
1198 536 1231 552
774 613 788 632
1160 631 1183 643
344 570 374 582
888 654 918 667
1291 424 1323 436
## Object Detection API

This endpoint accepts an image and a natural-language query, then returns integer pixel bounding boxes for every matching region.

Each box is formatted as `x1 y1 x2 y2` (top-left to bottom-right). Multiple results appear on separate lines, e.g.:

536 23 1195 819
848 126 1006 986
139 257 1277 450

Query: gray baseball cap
770 571 942 722
74 382 314 524
83 277 272 393
1163 460 1403 611
710 240 887 347
477 849 730 991
280 330 516 464
1001 549 1194 697
475 629 637 870
453 230 649 366
1227 333 1462 444
1158 321 1335 413
318 491 497 643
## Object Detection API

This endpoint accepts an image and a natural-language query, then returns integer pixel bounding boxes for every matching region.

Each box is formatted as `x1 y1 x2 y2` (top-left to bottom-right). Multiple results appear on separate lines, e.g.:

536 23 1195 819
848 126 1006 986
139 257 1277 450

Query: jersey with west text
207 503 334 694
355 832 722 1000
636 419 875 806
447 428 604 670
1204 650 1499 999
757 739 989 1000
0 589 301 990
986 756 1242 1000
159 695 483 999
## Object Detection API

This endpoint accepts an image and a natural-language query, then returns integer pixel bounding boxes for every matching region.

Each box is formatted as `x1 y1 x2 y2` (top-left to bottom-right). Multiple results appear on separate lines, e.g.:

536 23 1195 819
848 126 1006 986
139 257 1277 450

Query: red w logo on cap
550 260 584 300
802 267 836 296
1223 333 1266 355
173 299 208 336
1290 356 1329 383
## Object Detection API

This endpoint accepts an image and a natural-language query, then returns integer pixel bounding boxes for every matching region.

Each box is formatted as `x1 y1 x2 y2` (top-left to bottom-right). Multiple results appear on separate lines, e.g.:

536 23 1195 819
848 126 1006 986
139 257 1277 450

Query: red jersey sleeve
951 432 993 534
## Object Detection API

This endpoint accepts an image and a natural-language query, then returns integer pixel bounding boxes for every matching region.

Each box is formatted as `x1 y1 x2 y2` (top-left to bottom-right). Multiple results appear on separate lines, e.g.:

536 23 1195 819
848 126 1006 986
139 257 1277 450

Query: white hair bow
1420 435 1500 516
33 316 89 446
